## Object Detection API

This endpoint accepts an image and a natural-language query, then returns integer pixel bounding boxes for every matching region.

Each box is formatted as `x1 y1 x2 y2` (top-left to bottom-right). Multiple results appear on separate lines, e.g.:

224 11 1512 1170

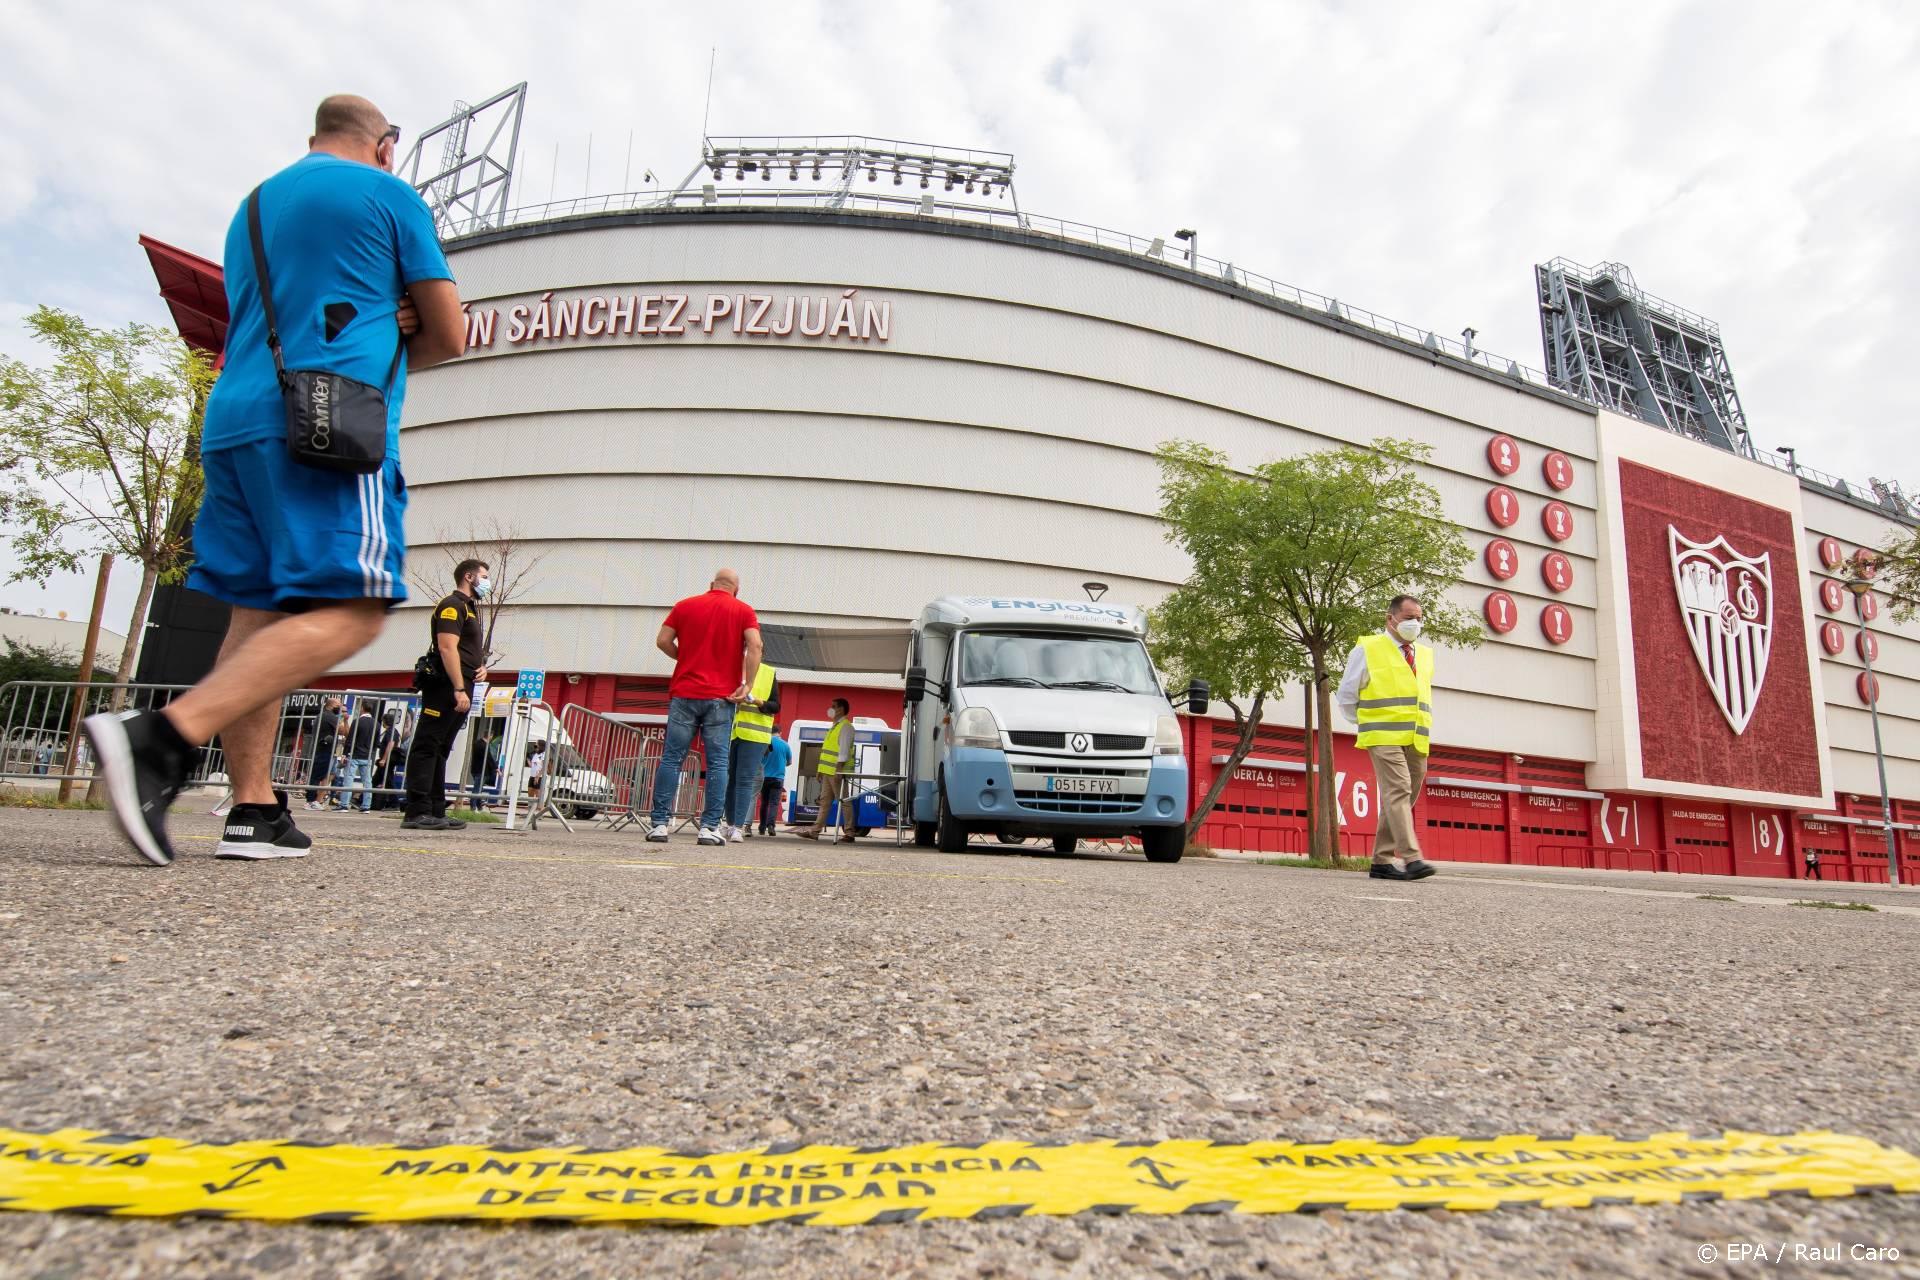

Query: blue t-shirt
203 153 452 453
764 735 792 779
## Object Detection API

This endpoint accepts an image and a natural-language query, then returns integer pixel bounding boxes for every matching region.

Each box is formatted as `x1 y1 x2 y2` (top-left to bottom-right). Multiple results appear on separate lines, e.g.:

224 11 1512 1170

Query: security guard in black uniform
402 558 489 830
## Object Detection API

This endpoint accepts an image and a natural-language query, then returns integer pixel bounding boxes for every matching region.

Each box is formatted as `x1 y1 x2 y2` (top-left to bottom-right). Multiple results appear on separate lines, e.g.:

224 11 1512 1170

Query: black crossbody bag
246 186 403 474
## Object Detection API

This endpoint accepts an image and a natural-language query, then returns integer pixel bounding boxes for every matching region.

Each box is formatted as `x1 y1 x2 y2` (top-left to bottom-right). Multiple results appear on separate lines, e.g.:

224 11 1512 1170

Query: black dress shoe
1368 863 1411 880
1404 860 1437 880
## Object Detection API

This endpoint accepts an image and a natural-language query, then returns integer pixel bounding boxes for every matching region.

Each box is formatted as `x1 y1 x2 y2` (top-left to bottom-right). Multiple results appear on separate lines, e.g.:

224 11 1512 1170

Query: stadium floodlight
680 135 1021 220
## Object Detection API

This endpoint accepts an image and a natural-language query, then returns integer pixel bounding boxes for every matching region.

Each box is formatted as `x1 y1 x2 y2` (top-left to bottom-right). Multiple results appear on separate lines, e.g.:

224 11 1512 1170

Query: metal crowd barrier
0 679 445 813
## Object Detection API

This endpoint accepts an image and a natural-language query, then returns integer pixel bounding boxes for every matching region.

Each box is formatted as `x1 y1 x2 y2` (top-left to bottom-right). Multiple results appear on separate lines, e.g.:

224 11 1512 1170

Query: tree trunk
86 563 158 805
113 563 157 693
1185 691 1265 845
1301 679 1315 858
1311 655 1340 861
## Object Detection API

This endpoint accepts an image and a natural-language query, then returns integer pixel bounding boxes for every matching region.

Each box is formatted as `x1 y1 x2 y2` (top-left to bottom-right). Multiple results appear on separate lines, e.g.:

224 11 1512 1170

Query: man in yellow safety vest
722 662 780 843
1336 594 1437 882
798 698 856 843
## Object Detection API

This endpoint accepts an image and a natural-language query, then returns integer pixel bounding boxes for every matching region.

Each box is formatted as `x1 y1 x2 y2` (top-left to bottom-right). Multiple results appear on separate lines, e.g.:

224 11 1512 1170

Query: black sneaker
438 816 467 830
1368 863 1412 881
215 803 313 860
400 814 449 830
83 710 191 866
1404 859 1437 881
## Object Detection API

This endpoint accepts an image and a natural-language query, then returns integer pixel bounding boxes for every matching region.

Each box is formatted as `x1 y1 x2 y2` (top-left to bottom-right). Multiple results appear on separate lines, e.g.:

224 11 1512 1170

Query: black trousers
404 683 468 819
758 778 783 833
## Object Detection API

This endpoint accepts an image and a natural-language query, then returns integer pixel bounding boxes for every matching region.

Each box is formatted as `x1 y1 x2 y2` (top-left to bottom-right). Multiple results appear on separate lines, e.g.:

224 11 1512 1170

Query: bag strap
245 186 291 393
248 184 407 395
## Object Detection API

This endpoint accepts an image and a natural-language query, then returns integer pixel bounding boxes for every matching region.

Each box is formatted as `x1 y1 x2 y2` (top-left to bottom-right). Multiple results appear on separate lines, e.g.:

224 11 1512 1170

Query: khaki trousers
1368 744 1428 863
807 773 847 837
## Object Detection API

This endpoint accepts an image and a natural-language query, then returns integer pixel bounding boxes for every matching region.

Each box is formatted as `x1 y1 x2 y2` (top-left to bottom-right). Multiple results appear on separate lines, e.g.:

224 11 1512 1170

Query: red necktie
1402 644 1415 671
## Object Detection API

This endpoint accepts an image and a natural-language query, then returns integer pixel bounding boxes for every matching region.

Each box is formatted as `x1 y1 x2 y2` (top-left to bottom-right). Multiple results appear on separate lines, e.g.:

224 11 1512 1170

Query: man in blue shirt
758 729 792 835
87 95 466 867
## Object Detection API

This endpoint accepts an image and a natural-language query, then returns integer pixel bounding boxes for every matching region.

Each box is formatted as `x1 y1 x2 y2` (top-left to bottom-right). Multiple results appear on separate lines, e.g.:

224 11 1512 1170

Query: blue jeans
338 757 374 811
649 698 736 829
725 738 769 827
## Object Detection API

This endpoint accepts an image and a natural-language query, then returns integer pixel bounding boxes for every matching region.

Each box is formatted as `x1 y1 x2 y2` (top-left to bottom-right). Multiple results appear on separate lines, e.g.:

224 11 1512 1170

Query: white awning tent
759 625 913 676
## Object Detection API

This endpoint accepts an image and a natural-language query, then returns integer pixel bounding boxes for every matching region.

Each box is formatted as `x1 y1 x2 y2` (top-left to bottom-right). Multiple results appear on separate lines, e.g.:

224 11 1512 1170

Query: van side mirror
1185 679 1211 715
903 665 928 706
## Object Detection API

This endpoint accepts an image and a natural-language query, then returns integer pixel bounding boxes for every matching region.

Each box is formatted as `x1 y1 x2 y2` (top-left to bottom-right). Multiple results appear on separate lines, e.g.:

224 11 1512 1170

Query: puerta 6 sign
1669 526 1774 736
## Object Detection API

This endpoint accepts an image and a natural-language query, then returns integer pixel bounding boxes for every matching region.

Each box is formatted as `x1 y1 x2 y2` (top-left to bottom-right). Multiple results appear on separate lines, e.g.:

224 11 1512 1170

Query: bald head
314 95 389 143
310 95 397 171
712 568 741 596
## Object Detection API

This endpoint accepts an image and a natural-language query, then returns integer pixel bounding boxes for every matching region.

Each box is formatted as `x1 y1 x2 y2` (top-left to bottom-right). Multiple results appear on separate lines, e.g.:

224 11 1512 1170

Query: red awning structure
138 235 226 357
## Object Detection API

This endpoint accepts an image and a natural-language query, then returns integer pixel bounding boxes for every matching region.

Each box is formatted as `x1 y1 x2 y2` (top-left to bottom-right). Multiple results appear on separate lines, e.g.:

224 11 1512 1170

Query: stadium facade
144 149 1920 882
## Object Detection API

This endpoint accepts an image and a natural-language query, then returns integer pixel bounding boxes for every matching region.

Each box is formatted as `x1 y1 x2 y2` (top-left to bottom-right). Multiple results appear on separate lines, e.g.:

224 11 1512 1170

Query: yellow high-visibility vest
731 664 779 744
1353 634 1434 755
817 718 850 777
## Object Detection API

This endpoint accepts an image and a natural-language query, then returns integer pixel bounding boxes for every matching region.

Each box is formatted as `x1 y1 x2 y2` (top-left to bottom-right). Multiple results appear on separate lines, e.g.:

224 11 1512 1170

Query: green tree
0 306 216 686
1870 526 1920 622
1149 511 1308 845
0 636 115 686
1154 437 1480 858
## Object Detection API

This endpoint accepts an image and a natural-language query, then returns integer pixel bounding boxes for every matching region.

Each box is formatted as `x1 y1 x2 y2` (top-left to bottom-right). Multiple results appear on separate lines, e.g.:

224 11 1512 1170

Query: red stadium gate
1660 801 1734 877
1732 807 1791 879
1512 791 1591 865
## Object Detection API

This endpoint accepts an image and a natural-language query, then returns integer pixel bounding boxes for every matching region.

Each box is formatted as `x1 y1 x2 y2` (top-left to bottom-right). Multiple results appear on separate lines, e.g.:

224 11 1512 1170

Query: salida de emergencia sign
461 288 894 351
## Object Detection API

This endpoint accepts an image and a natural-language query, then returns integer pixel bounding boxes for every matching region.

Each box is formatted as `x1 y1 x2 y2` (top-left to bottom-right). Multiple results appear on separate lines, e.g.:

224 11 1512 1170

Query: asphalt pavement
3 806 1918 1278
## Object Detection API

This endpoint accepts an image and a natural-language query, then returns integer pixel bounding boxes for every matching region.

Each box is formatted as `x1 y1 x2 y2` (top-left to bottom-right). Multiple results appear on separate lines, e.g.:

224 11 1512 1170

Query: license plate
1046 776 1117 795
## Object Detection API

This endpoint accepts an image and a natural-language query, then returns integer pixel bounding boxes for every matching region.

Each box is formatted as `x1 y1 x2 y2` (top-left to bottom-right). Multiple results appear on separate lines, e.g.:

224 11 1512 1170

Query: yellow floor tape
2 1128 1916 1226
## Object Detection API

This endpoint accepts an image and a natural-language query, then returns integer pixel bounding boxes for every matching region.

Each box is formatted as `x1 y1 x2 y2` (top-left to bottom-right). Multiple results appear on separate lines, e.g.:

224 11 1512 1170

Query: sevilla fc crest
1669 527 1773 735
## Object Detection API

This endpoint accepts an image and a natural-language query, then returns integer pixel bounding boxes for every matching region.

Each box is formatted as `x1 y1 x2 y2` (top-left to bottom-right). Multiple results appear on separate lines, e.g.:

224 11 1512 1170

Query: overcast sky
2 0 1916 630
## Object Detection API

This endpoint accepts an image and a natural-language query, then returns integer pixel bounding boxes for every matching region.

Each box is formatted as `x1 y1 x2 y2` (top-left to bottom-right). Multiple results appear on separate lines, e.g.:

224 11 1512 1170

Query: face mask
473 577 492 600
1395 618 1423 643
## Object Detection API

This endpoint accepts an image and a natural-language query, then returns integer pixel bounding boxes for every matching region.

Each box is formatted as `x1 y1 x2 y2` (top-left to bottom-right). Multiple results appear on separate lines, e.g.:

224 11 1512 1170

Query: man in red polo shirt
646 568 764 844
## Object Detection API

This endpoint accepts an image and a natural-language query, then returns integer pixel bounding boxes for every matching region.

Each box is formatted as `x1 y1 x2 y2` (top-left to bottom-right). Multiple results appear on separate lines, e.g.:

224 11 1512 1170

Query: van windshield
958 630 1159 694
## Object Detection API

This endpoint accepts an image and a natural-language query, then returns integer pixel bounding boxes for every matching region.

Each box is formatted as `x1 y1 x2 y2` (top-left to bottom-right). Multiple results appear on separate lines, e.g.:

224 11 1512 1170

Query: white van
903 596 1195 862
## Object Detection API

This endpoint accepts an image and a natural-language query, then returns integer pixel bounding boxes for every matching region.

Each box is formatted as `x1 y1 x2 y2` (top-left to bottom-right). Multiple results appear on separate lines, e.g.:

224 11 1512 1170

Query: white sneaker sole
214 842 311 860
82 713 170 867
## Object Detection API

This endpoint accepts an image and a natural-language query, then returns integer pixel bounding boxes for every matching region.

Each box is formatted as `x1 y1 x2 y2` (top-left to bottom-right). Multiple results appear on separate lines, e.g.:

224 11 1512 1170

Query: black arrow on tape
201 1156 287 1195
1128 1156 1188 1191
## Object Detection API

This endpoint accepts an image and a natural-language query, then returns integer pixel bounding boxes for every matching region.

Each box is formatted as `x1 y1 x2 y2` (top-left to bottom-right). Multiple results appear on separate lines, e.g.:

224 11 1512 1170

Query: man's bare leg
163 602 386 806
189 607 284 807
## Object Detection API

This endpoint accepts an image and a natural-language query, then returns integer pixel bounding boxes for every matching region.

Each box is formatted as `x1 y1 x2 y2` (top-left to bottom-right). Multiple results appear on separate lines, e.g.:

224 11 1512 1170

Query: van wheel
935 786 969 853
914 822 937 848
1141 826 1185 863
1052 836 1077 855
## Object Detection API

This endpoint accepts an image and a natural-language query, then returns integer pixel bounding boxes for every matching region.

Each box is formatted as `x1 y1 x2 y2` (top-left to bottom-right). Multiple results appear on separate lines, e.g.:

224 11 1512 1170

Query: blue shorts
187 439 407 612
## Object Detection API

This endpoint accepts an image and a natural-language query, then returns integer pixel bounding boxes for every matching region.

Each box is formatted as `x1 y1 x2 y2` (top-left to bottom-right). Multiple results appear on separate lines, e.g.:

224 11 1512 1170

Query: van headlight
1155 715 1184 756
950 707 1002 750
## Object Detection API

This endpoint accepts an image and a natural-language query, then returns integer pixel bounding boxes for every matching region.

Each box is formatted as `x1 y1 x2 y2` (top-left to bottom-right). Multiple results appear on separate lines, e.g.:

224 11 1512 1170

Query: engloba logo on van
961 597 1131 621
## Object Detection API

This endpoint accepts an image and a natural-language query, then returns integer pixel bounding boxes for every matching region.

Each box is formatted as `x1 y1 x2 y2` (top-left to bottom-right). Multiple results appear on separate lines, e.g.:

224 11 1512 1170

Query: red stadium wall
315 668 1920 882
